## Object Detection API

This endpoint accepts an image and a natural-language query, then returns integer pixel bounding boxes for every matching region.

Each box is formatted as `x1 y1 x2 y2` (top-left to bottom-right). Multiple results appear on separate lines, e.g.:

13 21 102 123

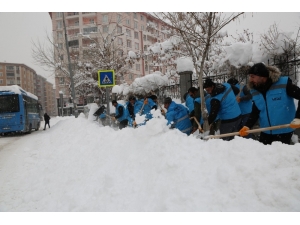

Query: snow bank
0 115 300 212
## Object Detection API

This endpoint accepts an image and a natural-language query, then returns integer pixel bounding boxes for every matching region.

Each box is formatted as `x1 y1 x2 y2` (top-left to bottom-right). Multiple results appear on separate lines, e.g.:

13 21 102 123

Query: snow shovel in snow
204 121 300 140
190 117 204 133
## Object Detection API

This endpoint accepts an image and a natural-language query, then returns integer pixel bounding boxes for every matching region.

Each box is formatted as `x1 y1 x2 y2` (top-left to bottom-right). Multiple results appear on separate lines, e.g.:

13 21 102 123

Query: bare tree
153 12 244 131
32 14 129 104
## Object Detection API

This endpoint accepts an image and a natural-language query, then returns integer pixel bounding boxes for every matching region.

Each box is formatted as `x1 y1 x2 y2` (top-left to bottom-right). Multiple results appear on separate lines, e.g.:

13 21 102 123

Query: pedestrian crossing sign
98 70 115 87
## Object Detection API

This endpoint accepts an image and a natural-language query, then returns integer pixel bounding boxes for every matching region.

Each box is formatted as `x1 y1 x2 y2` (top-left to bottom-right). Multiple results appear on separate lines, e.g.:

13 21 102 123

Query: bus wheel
35 122 40 131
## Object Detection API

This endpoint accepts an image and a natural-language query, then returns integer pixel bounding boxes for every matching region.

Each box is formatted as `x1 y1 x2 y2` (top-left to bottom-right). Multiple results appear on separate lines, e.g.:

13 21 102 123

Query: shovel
204 122 300 140
190 116 204 133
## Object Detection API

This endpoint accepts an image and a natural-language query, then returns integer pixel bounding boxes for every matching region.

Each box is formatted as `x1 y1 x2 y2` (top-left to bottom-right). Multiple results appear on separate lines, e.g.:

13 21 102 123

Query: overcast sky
0 10 299 86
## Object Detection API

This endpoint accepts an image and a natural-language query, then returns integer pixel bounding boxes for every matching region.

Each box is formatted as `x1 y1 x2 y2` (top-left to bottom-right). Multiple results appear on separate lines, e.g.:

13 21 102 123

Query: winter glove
111 117 116 121
161 109 165 115
239 126 250 136
290 118 300 129
144 98 148 104
236 96 241 103
133 121 137 127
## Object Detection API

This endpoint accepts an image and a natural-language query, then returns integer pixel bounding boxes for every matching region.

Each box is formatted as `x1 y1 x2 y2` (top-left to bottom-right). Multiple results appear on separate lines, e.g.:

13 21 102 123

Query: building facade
49 12 172 104
0 62 57 116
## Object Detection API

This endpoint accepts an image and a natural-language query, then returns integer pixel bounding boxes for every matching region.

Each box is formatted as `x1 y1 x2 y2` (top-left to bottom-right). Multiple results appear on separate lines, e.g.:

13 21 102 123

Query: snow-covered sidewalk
0 114 300 212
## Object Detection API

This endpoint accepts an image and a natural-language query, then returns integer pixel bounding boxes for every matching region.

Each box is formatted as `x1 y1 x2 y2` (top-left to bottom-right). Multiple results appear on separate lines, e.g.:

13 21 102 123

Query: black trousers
259 131 293 145
119 119 128 130
219 116 242 141
44 121 50 129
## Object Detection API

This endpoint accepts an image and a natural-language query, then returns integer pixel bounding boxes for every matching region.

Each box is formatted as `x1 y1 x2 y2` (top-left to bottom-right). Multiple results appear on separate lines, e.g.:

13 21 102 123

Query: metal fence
156 57 300 101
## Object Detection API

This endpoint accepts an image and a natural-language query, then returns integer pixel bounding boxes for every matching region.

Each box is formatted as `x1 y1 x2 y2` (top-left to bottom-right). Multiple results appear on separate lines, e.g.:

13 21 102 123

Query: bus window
0 94 20 113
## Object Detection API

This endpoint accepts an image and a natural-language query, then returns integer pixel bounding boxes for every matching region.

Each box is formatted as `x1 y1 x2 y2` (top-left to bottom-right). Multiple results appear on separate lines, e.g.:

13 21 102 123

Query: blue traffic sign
98 70 115 87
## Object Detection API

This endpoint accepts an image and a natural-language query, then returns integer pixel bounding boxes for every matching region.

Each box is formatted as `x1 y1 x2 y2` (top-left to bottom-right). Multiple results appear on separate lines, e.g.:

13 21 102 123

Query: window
118 50 123 56
135 43 139 50
143 35 146 41
58 43 63 49
102 14 108 23
59 55 64 61
117 14 122 23
0 72 3 77
134 31 138 39
57 31 63 39
144 45 148 51
56 12 63 18
126 29 131 37
136 64 140 71
145 65 148 71
129 74 133 80
127 40 131 48
117 26 122 34
83 27 97 35
134 13 137 19
6 72 14 76
134 21 138 29
0 79 3 84
68 40 78 47
103 25 109 33
141 15 144 21
118 38 123 45
57 21 62 29
141 25 144 31
6 66 14 70
0 65 2 69
89 19 95 24
126 19 130 26
9 80 15 84
59 77 64 85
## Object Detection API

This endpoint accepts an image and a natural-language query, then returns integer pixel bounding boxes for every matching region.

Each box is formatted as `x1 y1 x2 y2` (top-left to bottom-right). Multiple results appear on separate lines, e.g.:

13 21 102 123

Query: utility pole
62 12 78 118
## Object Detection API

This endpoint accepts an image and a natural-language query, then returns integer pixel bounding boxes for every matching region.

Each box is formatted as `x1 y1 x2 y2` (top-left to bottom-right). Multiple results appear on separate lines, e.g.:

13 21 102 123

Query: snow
127 71 169 95
1 110 300 214
0 85 38 100
176 57 194 73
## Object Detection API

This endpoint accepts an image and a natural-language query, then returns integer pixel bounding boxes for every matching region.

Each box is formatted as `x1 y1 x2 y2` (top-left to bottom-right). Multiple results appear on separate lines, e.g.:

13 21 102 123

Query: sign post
98 70 115 116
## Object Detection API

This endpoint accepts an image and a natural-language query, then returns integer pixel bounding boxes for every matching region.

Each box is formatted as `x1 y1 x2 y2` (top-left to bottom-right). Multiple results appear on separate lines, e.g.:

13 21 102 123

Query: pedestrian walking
43 113 50 130
239 62 300 145
111 100 128 130
203 78 241 140
163 97 192 135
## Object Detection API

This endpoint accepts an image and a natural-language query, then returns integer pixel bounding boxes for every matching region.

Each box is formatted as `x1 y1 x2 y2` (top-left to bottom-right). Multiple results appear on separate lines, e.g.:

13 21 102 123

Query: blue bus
0 85 41 135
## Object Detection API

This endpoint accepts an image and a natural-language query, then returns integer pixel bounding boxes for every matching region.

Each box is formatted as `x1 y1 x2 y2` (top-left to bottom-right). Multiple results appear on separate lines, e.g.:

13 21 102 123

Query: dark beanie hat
248 63 269 77
163 97 172 104
112 100 117 104
227 77 239 85
203 78 215 88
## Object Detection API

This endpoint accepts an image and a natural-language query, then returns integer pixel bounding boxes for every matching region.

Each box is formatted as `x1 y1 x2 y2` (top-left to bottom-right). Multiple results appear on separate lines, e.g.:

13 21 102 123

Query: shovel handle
190 117 203 132
205 124 291 139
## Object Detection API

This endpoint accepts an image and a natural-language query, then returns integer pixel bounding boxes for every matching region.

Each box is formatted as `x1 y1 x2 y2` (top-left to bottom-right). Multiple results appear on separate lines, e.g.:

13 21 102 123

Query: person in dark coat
43 113 50 130
203 78 241 141
239 63 300 145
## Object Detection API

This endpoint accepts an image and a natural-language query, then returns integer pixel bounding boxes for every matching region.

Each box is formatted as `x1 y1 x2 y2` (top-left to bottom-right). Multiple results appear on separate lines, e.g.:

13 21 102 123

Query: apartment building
49 12 172 102
0 62 57 116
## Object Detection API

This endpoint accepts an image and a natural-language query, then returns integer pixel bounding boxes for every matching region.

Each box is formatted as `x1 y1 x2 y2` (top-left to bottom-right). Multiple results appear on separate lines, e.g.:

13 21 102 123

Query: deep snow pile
0 114 300 212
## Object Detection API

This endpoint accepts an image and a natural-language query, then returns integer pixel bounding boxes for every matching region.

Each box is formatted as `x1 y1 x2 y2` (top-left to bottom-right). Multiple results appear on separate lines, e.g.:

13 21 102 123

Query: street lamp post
62 12 78 118
59 91 64 117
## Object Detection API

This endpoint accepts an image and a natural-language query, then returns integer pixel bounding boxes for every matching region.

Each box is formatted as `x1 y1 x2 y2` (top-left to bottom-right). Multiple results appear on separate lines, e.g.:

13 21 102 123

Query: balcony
82 12 96 17
66 12 79 19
